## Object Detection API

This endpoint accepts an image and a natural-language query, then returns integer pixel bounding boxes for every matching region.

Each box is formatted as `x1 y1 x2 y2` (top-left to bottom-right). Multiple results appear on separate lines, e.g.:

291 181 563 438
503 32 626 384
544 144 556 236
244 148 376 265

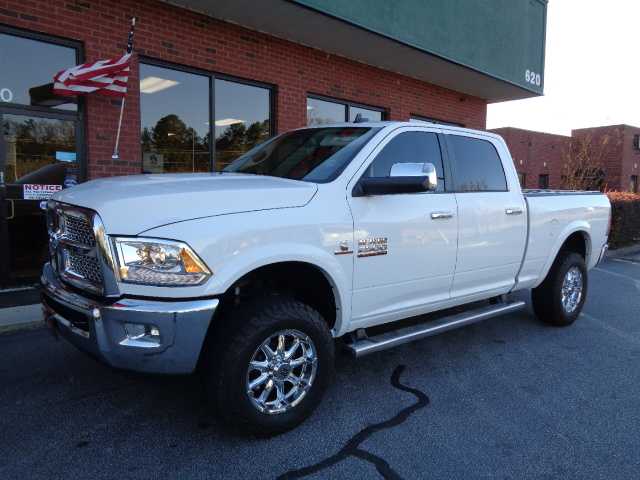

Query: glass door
0 112 78 288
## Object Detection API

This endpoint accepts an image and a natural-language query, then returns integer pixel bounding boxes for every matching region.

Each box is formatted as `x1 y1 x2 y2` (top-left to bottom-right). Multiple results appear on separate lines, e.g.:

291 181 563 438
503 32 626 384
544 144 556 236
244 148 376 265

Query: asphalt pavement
1 255 640 479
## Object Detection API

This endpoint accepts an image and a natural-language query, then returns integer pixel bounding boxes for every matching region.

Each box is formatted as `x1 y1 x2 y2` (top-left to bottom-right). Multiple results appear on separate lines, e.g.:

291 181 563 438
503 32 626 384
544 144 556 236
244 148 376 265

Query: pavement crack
277 364 429 480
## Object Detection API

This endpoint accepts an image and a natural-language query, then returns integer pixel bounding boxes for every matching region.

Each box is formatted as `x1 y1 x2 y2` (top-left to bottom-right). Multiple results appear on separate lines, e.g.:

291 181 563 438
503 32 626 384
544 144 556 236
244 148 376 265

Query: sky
487 0 640 136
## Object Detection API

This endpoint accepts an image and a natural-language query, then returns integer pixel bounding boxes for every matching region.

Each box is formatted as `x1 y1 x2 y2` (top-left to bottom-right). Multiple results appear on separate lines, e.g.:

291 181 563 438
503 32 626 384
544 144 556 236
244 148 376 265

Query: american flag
53 53 132 97
53 20 135 98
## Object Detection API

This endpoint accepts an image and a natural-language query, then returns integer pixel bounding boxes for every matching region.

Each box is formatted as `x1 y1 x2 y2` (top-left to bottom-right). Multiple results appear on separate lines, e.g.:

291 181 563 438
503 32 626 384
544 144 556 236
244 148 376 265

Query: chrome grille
48 203 104 294
62 213 96 247
67 251 103 285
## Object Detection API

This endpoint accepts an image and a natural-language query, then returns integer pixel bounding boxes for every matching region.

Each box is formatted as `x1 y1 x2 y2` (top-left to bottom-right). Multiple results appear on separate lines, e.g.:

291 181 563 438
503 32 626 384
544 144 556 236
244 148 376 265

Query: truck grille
67 251 103 285
62 213 96 247
48 204 104 294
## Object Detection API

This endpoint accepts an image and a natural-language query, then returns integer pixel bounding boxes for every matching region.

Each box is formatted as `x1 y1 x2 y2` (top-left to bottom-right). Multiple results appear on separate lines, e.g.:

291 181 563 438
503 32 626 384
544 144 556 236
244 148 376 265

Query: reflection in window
448 135 507 192
214 79 271 169
307 97 346 125
225 127 379 183
307 96 384 126
349 106 382 122
364 131 445 191
0 33 78 111
140 64 210 173
410 115 463 127
2 115 77 184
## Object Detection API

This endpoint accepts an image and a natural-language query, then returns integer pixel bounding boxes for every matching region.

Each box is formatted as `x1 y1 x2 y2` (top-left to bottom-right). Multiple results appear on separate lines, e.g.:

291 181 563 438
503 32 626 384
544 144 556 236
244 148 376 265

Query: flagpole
112 16 136 160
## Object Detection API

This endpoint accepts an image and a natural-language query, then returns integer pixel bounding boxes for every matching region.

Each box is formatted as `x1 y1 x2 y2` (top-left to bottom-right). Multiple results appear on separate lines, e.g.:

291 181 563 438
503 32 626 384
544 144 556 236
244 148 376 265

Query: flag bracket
112 16 137 160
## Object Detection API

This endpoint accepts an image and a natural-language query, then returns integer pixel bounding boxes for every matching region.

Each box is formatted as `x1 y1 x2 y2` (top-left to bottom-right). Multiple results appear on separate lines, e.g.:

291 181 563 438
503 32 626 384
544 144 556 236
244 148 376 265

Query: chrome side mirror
389 162 438 191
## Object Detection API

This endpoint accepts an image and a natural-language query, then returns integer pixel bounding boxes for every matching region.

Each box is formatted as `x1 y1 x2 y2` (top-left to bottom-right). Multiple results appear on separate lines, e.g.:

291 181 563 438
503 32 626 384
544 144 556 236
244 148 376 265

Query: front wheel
532 252 588 326
203 296 335 435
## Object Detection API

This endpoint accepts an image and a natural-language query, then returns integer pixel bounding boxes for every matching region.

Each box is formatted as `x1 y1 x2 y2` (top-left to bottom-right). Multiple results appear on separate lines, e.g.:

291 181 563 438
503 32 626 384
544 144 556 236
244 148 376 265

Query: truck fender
533 221 592 288
207 243 351 336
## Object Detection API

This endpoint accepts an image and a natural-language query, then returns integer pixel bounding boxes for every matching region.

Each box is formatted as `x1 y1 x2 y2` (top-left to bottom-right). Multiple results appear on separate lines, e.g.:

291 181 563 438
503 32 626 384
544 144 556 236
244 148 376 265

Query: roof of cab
301 120 504 142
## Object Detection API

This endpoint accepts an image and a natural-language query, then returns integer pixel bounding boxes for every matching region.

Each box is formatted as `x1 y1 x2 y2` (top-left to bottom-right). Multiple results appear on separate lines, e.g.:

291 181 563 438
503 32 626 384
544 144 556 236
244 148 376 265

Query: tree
560 129 622 191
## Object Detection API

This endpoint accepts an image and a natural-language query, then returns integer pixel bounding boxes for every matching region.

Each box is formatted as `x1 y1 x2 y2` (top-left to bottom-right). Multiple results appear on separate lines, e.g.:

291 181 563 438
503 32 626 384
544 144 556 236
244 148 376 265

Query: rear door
445 132 527 299
347 127 458 327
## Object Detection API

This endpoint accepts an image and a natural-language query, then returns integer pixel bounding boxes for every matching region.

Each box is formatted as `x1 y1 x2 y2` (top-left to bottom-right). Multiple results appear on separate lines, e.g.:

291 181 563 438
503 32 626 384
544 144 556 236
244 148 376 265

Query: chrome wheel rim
561 266 583 314
246 329 318 415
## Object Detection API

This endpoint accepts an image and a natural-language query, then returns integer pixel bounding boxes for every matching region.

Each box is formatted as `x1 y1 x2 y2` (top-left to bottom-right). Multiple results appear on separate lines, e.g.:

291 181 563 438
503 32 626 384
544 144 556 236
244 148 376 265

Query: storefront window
307 96 384 125
140 62 273 173
410 115 463 127
0 33 78 111
214 79 271 169
307 97 346 125
140 64 211 173
349 106 382 122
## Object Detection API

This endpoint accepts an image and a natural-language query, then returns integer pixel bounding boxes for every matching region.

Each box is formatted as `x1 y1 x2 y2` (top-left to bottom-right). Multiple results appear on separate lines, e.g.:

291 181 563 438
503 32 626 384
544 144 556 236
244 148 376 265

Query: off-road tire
532 251 588 326
203 295 334 435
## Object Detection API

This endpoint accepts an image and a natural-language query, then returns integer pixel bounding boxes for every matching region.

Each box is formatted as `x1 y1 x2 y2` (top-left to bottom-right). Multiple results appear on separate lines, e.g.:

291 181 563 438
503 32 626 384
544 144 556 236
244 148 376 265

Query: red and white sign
23 184 62 200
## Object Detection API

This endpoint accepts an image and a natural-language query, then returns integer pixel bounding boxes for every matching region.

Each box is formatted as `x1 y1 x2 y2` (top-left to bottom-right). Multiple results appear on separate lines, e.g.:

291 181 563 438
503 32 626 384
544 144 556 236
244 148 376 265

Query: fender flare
207 243 351 336
533 222 592 288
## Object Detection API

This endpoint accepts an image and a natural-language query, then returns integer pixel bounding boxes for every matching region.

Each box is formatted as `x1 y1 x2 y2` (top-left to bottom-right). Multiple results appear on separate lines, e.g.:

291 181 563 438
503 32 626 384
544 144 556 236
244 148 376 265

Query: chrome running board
346 300 526 358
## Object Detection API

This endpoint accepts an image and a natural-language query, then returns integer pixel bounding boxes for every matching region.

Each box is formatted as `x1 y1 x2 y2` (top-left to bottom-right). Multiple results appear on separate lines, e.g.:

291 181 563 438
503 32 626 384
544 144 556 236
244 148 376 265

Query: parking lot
2 254 640 480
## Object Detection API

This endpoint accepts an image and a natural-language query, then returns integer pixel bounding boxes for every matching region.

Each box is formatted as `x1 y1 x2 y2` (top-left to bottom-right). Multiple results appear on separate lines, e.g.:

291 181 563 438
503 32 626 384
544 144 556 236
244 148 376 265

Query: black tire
203 295 334 435
532 251 588 326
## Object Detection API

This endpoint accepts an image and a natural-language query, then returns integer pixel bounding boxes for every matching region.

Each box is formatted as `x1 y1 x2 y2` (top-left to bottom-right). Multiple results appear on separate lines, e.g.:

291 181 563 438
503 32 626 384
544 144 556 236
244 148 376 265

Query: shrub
606 191 640 249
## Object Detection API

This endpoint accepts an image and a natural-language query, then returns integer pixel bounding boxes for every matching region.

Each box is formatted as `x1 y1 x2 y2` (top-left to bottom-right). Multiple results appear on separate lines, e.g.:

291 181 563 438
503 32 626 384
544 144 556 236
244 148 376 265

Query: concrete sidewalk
0 303 43 334
1 242 639 334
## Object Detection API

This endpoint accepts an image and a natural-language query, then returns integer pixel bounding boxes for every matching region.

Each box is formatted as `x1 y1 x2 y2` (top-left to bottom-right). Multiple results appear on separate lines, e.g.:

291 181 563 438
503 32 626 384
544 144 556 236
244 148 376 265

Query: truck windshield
223 127 380 183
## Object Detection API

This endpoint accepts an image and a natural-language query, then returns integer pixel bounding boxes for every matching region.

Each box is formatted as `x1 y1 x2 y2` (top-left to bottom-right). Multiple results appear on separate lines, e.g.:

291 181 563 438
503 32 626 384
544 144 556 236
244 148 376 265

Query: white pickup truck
41 121 610 434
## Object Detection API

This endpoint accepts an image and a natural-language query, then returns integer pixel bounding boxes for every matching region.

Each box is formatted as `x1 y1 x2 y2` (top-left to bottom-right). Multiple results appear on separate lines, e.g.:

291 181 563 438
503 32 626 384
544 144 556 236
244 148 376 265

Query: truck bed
523 189 603 197
516 190 610 291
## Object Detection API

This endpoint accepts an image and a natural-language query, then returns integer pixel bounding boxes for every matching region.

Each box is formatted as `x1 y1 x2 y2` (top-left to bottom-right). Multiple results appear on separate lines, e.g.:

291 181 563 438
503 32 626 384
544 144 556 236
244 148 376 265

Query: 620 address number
525 70 541 87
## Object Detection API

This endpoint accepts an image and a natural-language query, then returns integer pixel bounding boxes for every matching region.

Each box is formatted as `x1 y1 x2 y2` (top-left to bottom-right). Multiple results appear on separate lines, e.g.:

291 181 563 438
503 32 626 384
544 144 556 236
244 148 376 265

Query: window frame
443 133 509 193
351 126 453 196
0 24 87 181
362 130 447 192
306 93 386 125
139 56 276 173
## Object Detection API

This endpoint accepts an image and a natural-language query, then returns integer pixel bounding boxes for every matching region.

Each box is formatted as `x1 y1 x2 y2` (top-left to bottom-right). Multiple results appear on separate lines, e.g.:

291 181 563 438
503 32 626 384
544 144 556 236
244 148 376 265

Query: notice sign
23 184 62 200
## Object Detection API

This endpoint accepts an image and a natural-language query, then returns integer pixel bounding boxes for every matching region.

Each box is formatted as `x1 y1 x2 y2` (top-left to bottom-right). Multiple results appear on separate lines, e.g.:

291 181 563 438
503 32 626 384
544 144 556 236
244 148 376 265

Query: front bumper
41 262 218 374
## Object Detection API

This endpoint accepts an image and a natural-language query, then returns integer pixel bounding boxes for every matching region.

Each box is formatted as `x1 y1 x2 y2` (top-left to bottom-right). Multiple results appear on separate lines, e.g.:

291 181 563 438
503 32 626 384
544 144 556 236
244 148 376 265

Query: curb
606 244 640 259
0 320 44 335
0 304 44 335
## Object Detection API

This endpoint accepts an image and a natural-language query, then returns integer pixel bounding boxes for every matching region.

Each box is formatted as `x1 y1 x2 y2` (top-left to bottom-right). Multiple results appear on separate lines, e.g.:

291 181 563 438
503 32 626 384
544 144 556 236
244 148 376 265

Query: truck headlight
112 237 211 286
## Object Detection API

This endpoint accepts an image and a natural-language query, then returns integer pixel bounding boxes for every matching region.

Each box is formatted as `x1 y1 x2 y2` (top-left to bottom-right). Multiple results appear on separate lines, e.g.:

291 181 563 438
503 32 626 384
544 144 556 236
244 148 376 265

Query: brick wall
492 125 640 191
1 0 487 179
490 127 570 189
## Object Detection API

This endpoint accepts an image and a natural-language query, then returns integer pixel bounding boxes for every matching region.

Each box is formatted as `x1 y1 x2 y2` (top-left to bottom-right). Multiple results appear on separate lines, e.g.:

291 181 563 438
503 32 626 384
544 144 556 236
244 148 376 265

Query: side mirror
354 162 438 197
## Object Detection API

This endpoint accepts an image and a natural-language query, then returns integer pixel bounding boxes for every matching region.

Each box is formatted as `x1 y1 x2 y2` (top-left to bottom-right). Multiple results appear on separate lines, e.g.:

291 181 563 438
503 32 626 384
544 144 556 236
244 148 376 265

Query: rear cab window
446 135 507 192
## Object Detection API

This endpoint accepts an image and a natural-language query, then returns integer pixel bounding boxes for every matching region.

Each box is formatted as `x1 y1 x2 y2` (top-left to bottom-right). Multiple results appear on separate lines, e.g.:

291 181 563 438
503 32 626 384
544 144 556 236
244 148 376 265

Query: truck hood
53 173 318 234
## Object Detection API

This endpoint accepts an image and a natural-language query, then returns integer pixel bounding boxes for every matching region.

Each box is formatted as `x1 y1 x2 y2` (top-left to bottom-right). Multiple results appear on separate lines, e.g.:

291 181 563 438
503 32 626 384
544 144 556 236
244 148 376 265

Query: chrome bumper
41 262 218 374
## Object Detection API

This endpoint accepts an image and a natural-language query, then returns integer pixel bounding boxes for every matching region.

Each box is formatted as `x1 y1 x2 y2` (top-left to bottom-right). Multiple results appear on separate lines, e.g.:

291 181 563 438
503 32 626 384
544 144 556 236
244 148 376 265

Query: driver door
347 127 458 328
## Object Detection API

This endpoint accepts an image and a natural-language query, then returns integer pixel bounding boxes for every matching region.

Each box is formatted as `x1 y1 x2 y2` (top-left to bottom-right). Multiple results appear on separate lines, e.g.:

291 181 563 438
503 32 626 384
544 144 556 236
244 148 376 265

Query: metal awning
163 0 540 102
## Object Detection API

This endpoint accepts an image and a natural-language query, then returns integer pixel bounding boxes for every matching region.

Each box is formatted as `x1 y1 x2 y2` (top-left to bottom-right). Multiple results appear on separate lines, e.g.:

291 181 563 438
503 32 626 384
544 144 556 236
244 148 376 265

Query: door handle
505 207 523 215
430 211 453 220
5 199 15 220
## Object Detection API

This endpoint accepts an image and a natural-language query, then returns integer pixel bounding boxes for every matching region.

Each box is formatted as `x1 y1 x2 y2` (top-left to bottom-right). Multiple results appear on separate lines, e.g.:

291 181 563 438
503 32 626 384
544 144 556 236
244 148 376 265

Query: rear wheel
532 252 588 326
203 296 334 435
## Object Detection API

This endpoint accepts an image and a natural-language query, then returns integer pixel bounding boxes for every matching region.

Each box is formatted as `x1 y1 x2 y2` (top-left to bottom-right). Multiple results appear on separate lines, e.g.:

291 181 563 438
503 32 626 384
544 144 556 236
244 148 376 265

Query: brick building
491 125 640 192
490 127 570 190
0 0 547 293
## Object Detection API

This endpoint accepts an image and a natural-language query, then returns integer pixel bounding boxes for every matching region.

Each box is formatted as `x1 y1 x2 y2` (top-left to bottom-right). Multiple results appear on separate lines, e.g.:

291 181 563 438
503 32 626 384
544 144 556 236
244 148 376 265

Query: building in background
0 0 547 295
491 125 640 192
